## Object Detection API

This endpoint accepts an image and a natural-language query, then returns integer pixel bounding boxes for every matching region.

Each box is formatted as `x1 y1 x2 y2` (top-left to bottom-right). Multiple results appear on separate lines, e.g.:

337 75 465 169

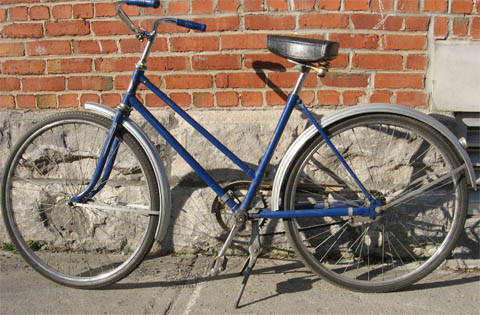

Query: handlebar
125 0 160 8
116 1 206 37
176 19 207 32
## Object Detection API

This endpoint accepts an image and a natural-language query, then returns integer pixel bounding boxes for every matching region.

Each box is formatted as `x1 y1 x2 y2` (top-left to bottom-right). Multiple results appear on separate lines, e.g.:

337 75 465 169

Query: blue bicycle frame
71 19 379 221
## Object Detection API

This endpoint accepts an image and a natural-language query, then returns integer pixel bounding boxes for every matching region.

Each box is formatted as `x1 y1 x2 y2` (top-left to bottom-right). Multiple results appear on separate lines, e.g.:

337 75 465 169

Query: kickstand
234 220 262 308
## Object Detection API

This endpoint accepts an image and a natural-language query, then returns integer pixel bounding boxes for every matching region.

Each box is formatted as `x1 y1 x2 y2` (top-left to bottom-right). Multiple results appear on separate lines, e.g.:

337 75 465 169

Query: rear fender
272 103 477 211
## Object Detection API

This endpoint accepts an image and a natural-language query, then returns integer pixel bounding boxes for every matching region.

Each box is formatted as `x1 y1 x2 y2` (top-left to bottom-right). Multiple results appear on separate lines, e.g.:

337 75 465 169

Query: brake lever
115 1 142 37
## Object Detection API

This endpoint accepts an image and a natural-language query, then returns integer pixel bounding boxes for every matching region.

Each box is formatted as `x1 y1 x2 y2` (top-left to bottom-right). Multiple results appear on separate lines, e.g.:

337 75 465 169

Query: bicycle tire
1 111 161 288
282 113 468 292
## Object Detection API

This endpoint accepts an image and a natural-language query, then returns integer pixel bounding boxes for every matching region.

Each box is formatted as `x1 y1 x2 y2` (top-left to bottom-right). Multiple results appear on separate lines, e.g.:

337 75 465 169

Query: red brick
169 93 191 107
58 94 79 108
73 4 94 19
266 91 288 106
30 6 50 20
94 57 137 72
68 76 113 91
47 58 92 74
318 0 341 10
245 15 295 30
165 75 213 89
352 14 403 30
317 90 340 105
353 53 403 70
0 9 6 22
434 17 449 39
192 0 214 13
168 1 189 14
299 13 348 29
406 54 427 70
423 0 447 12
370 0 394 11
0 43 24 57
244 0 264 11
23 77 65 92
92 21 130 36
452 18 469 37
16 94 35 108
405 16 430 31
217 0 239 12
397 0 419 11
382 35 427 50
221 34 267 49
52 5 72 19
95 3 116 17
145 94 166 107
193 92 214 107
0 78 20 91
266 0 289 11
36 94 57 109
451 0 473 13
3 60 45 75
345 0 368 11
170 36 219 51
321 73 369 88
0 95 15 108
472 18 480 40
192 54 241 70
300 90 315 105
241 92 263 107
120 39 146 53
374 73 424 89
27 40 71 56
217 91 239 107
329 33 379 49
46 21 90 36
396 91 427 107
80 94 100 105
330 53 349 68
343 90 365 105
9 6 28 21
215 73 265 88
194 16 240 32
369 90 393 103
148 57 188 71
294 0 315 10
244 53 293 69
2 23 43 38
268 72 317 88
101 93 121 107
74 40 118 54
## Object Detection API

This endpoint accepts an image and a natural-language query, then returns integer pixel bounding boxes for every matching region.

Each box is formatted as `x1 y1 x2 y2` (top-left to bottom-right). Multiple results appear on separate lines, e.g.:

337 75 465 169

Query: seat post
292 66 310 96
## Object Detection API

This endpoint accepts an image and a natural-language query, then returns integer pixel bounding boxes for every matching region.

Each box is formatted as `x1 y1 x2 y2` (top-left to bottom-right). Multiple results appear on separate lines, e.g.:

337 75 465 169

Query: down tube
128 96 238 211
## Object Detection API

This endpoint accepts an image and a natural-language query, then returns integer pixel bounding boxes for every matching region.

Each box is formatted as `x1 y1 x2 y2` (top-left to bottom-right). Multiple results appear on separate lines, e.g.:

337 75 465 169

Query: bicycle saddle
267 35 339 63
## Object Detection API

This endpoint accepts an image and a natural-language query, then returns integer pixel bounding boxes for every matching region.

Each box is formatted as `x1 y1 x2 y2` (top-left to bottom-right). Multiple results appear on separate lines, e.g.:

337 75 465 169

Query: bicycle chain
211 180 272 234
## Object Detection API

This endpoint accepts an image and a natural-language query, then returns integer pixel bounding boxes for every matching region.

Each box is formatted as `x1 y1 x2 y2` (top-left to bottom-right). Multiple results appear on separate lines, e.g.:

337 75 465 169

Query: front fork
69 107 128 204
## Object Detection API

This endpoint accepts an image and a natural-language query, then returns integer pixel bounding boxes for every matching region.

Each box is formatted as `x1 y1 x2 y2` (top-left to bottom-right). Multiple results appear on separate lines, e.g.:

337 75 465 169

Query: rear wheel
1 111 161 288
282 114 468 292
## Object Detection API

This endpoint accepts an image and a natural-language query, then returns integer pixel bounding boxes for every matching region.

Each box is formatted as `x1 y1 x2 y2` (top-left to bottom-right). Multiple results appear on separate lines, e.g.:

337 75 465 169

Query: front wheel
282 114 468 292
1 111 162 288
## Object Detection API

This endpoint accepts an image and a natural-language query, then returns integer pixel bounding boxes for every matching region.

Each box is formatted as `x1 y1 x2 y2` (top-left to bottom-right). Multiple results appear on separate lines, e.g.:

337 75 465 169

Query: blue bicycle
1 0 476 307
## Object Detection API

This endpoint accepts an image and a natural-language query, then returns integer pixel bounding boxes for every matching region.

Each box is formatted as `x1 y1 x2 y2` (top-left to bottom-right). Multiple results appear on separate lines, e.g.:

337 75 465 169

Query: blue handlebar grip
125 0 160 8
176 19 207 32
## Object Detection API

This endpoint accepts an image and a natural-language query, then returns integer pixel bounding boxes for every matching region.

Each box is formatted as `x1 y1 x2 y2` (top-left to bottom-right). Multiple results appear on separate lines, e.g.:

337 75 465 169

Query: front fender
84 102 171 241
271 103 477 211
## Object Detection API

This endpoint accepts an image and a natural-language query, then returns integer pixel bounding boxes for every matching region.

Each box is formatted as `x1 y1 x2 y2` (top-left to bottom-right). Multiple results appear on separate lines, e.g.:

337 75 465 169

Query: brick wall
0 0 479 110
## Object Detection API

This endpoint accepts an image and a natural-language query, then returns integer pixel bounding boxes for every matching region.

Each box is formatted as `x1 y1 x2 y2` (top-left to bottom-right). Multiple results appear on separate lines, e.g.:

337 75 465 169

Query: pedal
210 255 228 276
